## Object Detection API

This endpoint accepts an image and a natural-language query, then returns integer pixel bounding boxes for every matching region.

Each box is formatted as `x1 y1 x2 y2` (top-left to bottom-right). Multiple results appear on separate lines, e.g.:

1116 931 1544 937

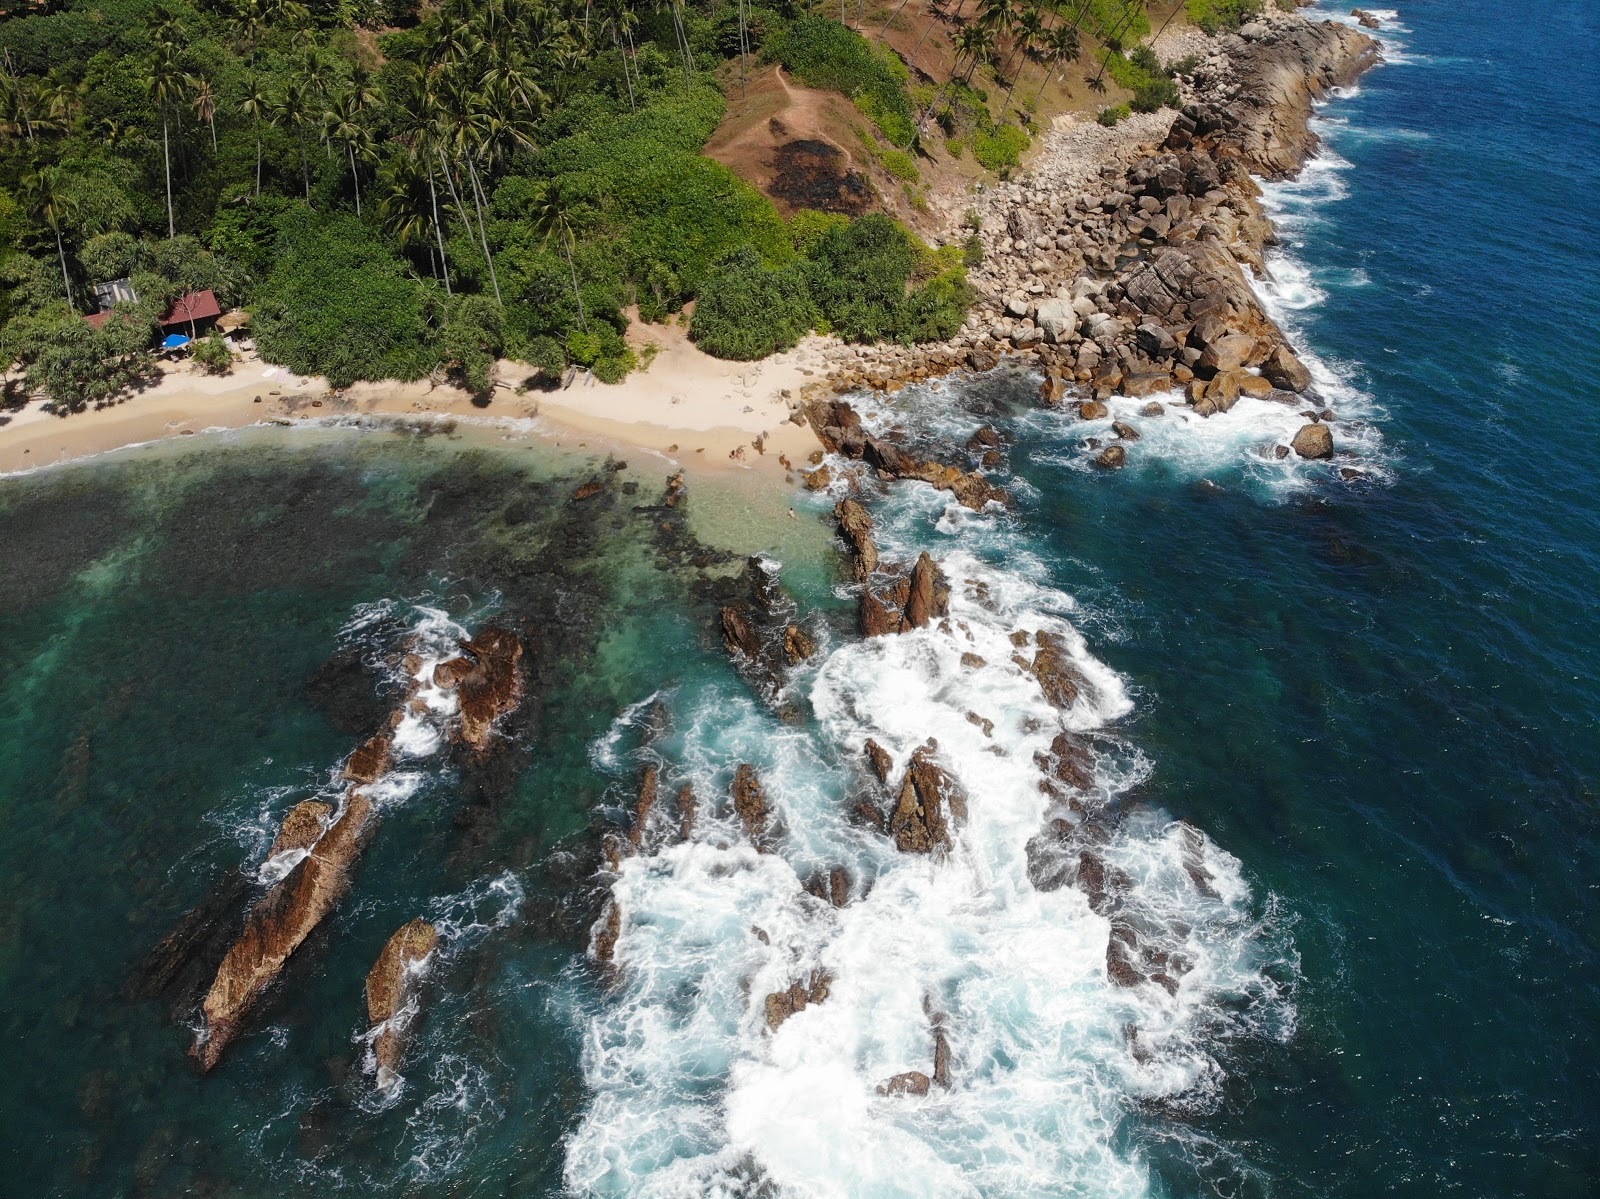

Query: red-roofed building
160 290 222 331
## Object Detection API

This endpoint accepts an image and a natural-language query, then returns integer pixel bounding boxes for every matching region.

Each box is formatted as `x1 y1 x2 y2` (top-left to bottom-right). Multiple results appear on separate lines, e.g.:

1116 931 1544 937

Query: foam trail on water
565 464 1296 1195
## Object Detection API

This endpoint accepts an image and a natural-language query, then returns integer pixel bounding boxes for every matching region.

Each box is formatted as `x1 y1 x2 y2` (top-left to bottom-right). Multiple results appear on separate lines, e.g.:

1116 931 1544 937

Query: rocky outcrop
433 627 525 753
834 498 879 581
193 791 376 1070
861 552 950 637
267 800 332 859
863 738 894 784
807 399 1009 511
343 730 393 785
1023 631 1090 711
732 763 771 850
889 742 966 854
629 765 660 851
365 918 438 1089
877 1071 931 1097
764 968 832 1030
717 556 815 698
1169 19 1381 178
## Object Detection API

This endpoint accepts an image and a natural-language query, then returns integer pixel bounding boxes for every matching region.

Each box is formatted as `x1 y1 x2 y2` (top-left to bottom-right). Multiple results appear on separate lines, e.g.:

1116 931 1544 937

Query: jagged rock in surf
1045 729 1096 794
1291 422 1334 459
720 604 761 662
889 742 966 855
803 464 833 491
1028 632 1089 710
764 968 833 1030
267 800 333 858
783 623 817 665
676 784 698 841
732 764 771 850
365 918 438 1088
806 398 1009 511
629 765 660 851
863 738 894 784
343 730 394 785
861 553 950 637
663 470 686 508
834 498 879 581
193 790 376 1070
1351 7 1381 28
1095 445 1128 469
876 1071 932 1097
931 1009 952 1089
590 899 622 964
829 866 850 908
1079 400 1108 421
572 478 605 501
1178 821 1221 899
1106 923 1144 988
432 627 525 753
1262 344 1313 392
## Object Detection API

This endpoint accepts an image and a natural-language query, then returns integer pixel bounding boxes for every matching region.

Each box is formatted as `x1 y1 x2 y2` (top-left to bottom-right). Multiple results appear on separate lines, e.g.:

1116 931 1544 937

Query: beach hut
160 290 222 341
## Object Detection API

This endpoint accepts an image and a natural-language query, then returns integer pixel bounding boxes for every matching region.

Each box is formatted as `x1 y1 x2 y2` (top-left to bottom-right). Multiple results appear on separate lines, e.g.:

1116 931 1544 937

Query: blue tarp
162 334 191 349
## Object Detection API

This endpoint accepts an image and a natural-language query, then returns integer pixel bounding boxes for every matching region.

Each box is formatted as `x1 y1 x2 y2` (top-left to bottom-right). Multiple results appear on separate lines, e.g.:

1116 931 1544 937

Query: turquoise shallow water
3 3 1599 1194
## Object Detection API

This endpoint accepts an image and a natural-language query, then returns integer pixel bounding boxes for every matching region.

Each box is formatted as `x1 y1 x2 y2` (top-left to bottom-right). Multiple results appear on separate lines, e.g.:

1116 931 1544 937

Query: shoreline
0 318 825 485
0 10 1379 487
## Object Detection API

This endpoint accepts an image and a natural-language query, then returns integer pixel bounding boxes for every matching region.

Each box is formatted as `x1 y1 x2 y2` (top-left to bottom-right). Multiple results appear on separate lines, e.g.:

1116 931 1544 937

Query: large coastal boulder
1262 344 1313 392
860 553 949 637
1291 422 1334 459
834 498 879 580
365 918 439 1089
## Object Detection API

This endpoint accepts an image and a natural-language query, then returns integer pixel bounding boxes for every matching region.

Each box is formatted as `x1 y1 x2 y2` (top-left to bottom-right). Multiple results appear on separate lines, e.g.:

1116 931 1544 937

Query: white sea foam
564 477 1297 1196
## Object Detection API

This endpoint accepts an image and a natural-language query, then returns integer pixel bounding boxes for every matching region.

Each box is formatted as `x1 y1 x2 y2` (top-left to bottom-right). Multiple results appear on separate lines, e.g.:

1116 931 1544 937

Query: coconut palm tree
21 166 77 307
239 76 272 197
189 74 218 151
1031 20 1082 107
322 90 372 215
525 180 591 332
273 78 315 200
140 47 187 238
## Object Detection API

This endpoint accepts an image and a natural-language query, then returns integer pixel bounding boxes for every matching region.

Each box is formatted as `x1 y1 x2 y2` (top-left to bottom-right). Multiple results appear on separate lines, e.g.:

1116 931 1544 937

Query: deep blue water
1010 2 1600 1191
1 3 1597 1195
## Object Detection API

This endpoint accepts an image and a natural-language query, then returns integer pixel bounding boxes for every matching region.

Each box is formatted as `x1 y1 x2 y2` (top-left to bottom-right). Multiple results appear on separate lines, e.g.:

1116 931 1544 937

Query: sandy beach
0 315 828 482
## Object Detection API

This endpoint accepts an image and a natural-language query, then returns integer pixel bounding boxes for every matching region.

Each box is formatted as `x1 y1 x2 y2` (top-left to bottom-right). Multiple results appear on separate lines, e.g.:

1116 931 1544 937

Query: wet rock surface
365 918 438 1088
433 627 525 754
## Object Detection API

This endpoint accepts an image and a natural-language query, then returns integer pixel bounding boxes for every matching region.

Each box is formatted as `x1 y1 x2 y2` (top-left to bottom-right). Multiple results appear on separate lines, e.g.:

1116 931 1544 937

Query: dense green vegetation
1100 44 1179 112
692 212 970 355
1184 0 1262 34
0 0 1181 412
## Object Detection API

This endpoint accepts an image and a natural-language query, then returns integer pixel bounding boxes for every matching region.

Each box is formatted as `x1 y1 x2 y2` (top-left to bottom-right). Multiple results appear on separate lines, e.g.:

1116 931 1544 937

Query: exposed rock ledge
365 918 438 1089
784 14 1379 461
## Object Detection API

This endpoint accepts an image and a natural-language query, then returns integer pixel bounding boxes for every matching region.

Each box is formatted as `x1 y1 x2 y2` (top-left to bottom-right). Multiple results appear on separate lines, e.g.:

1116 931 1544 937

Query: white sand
0 317 830 481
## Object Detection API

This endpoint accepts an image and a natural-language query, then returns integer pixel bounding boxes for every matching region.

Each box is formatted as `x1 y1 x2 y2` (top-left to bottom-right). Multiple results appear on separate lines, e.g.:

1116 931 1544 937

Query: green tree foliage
192 329 234 373
764 16 916 148
1101 46 1180 113
690 245 815 360
691 212 971 357
0 0 972 404
252 211 437 389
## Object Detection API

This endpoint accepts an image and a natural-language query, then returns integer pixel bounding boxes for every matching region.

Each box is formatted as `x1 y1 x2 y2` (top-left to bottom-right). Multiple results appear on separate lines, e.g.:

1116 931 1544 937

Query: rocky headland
795 12 1380 465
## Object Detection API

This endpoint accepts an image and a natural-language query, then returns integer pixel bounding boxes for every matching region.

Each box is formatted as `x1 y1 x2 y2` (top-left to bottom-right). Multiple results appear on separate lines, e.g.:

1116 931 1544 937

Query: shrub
691 246 817 360
972 124 1029 172
788 209 849 257
1097 104 1132 126
192 332 233 375
765 16 916 148
1132 76 1180 112
1185 0 1263 34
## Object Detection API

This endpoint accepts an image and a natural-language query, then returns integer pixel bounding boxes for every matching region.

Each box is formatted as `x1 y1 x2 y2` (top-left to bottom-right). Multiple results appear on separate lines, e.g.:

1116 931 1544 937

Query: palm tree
526 181 590 332
0 50 36 141
1031 21 1082 107
189 74 218 152
1000 2 1046 114
21 166 77 307
240 76 271 197
273 79 314 200
322 90 372 215
141 47 187 238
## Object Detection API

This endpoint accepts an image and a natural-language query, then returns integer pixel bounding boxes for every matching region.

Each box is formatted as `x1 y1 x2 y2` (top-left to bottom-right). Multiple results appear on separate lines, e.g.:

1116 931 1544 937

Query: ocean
2 2 1598 1195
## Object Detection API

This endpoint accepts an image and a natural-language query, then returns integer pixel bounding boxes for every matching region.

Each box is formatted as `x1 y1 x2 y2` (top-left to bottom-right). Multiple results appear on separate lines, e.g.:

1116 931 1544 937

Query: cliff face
1174 18 1382 178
